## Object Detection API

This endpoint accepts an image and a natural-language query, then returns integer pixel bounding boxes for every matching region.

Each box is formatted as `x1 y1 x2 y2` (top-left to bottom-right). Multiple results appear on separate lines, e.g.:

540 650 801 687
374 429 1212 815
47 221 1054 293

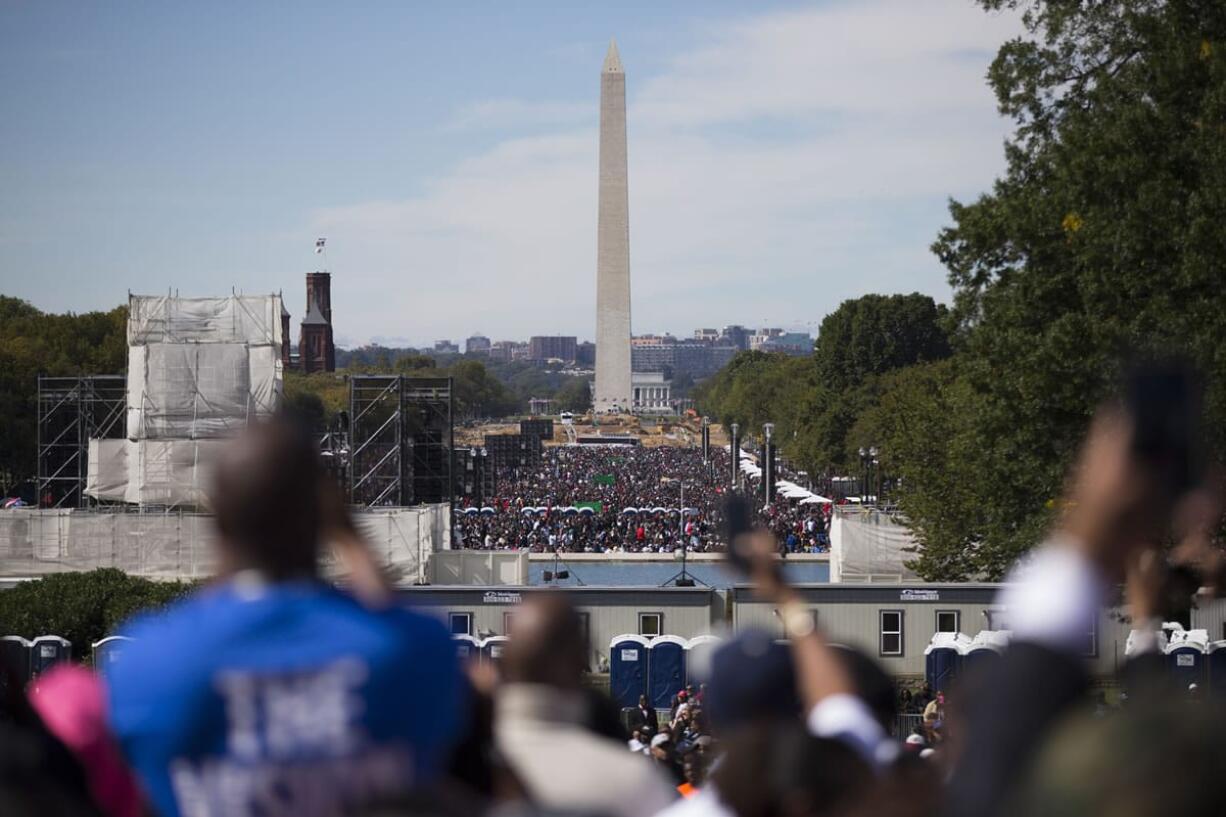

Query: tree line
698 0 1226 581
0 296 588 496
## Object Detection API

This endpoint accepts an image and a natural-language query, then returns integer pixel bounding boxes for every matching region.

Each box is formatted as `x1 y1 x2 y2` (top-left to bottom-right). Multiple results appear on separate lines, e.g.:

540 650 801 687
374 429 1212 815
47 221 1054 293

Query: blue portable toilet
1166 630 1209 690
685 634 722 685
452 634 481 663
609 634 651 709
1208 642 1226 698
0 636 32 689
91 636 133 671
924 632 970 693
482 635 510 664
30 635 71 677
963 630 1008 674
647 635 689 709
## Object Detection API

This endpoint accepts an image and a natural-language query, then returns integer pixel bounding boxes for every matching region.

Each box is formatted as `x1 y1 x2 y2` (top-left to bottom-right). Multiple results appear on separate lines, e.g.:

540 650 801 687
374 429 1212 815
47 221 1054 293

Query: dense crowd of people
455 446 832 553
4 413 1226 817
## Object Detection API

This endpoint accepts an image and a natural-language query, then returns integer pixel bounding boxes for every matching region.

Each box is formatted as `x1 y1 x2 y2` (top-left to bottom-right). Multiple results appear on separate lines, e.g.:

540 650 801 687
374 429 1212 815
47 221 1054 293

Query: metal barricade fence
891 713 926 739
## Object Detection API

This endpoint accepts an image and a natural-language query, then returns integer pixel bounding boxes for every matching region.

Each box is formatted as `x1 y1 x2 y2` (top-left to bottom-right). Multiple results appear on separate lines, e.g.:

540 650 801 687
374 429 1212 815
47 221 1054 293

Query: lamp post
857 446 879 505
763 422 775 505
730 422 740 490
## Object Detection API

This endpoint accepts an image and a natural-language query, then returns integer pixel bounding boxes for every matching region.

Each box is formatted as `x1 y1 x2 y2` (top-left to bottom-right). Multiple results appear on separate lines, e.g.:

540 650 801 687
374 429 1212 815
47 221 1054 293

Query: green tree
0 297 127 495
0 569 195 657
908 0 1226 578
812 293 951 394
555 375 593 412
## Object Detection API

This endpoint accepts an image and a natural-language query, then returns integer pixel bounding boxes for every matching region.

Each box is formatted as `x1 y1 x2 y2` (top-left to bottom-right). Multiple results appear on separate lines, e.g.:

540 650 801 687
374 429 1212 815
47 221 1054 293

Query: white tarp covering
86 439 227 507
128 295 282 346
829 507 921 583
0 505 449 581
125 295 283 440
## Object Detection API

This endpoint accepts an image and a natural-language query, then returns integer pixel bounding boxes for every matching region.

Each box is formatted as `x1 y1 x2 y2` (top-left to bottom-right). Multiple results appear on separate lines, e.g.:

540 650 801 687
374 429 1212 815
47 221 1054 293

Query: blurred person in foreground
946 388 1226 817
656 531 940 817
494 592 677 817
104 420 467 817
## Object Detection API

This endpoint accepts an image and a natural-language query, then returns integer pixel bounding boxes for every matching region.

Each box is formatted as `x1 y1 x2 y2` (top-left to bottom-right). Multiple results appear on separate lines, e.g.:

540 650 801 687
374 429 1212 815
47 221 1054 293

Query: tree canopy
699 0 1226 580
0 297 127 495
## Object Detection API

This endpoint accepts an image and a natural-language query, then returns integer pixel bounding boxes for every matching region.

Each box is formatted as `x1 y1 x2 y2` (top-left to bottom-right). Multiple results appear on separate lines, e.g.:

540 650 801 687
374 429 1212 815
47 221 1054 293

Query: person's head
683 760 703 786
714 720 873 817
639 694 649 708
832 646 897 731
1009 698 1226 817
650 732 672 761
500 592 587 689
211 419 324 580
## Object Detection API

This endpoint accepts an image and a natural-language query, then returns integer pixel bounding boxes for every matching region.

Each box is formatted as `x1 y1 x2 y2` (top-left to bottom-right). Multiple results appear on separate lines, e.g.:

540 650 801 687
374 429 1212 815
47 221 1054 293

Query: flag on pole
315 238 326 254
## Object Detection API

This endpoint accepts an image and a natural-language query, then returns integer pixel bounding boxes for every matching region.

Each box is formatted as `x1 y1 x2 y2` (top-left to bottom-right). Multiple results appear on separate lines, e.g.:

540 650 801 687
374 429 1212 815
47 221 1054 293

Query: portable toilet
609 634 651 709
0 636 32 689
91 636 133 671
482 635 510 664
1208 641 1226 698
452 634 481 663
1125 627 1170 659
963 631 1009 672
1165 629 1209 690
647 635 689 709
685 634 723 685
924 632 971 693
30 635 71 677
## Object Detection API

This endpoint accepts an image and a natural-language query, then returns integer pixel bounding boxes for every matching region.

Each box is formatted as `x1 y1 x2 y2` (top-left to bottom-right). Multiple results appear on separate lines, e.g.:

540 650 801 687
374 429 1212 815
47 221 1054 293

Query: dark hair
210 419 323 579
714 721 873 817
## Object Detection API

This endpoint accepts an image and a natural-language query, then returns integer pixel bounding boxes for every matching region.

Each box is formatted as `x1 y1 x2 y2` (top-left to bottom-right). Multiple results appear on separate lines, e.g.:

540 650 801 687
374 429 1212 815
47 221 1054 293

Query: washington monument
594 38 632 413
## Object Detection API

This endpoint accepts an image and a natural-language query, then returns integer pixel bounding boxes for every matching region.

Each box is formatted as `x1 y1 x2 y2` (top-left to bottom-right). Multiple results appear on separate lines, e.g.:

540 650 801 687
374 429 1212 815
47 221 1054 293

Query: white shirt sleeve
806 693 896 769
997 539 1107 654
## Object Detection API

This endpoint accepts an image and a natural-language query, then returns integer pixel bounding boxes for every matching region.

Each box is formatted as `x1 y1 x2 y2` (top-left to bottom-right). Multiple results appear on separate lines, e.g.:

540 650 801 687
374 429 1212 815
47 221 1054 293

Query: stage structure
36 376 127 508
85 294 284 508
349 375 454 508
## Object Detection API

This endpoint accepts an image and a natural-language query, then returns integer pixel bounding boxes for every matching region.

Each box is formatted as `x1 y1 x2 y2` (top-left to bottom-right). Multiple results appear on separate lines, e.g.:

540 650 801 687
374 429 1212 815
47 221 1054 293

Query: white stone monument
594 38 633 413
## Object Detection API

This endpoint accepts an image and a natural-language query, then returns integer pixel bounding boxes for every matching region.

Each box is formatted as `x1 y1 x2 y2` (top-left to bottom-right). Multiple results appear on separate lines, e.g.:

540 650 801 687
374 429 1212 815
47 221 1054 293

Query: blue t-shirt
105 579 466 817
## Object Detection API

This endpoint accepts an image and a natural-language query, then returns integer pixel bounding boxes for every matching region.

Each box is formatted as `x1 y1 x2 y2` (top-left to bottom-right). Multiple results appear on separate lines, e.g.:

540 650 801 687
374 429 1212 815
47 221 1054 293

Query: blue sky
0 1 1021 347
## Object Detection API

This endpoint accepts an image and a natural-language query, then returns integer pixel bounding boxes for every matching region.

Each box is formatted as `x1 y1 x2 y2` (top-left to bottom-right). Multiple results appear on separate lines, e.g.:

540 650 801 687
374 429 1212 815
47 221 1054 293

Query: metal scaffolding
348 376 453 508
36 375 126 508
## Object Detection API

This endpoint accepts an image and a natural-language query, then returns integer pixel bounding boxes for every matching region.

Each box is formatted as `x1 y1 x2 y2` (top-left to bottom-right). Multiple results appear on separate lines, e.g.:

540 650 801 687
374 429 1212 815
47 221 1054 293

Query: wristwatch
779 600 816 638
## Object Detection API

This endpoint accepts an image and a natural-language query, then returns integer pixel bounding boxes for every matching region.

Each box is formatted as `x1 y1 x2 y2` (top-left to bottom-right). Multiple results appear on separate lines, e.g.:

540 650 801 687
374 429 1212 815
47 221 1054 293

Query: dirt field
455 413 730 449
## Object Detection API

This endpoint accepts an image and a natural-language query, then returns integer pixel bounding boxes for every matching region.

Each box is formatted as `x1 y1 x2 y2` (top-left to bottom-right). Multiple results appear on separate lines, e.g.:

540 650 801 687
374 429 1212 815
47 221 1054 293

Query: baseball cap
651 733 671 748
703 630 800 731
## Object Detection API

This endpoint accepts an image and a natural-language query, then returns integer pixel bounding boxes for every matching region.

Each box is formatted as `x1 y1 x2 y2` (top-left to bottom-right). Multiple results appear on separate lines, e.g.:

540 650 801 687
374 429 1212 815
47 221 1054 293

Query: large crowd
455 445 833 553
4 415 1226 817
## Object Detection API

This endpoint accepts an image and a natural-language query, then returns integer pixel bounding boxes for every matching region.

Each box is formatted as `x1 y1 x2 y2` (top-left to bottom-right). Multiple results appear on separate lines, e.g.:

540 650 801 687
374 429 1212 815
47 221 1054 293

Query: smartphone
723 492 754 574
1124 361 1205 500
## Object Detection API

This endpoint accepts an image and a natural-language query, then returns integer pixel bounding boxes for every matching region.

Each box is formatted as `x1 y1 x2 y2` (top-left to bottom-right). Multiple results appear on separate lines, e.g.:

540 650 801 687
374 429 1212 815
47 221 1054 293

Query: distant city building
631 333 677 347
632 371 672 413
576 341 596 366
509 341 531 362
720 325 751 351
528 397 555 416
529 335 577 363
693 328 719 342
760 332 813 356
489 341 515 363
434 340 459 354
465 334 491 355
298 271 335 373
749 328 784 351
631 341 738 380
